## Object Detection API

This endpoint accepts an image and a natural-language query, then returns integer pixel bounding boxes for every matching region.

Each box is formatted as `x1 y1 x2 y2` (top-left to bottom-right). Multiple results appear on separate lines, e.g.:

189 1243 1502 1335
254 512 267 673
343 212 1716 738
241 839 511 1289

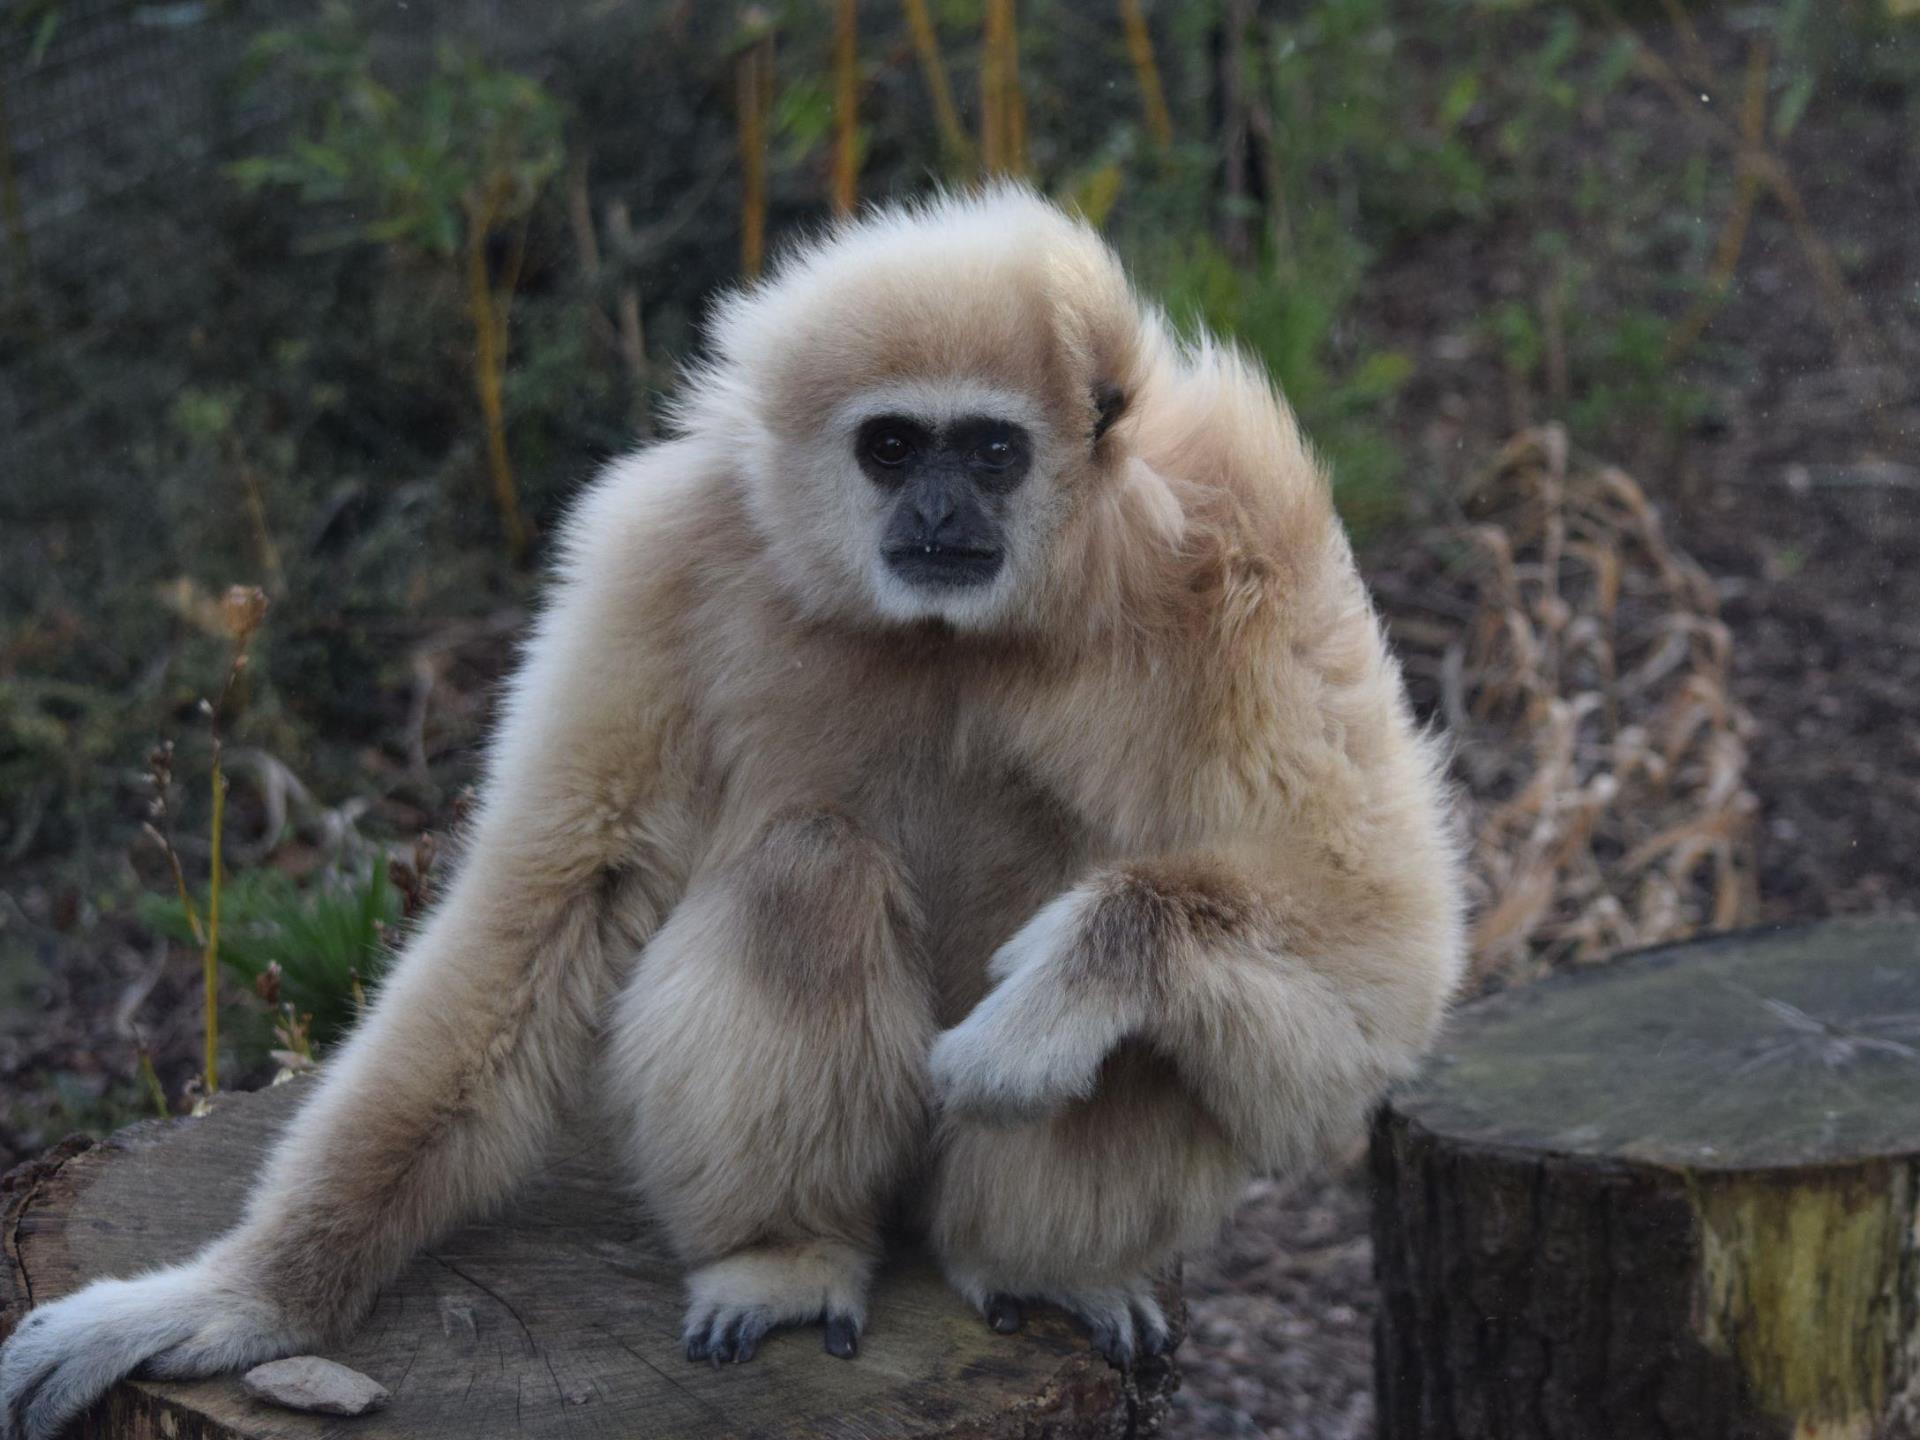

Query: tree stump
1372 917 1920 1440
0 1079 1180 1439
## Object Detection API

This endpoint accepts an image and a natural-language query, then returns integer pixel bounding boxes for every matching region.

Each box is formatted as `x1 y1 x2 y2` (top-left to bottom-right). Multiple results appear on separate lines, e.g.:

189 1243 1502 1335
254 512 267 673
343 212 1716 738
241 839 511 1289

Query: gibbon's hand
0 1261 301 1440
928 890 1142 1123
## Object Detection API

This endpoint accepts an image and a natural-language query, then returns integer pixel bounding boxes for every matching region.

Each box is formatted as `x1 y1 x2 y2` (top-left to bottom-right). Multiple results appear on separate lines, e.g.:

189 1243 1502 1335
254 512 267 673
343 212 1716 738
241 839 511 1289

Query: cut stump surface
0 1080 1178 1439
1372 917 1920 1440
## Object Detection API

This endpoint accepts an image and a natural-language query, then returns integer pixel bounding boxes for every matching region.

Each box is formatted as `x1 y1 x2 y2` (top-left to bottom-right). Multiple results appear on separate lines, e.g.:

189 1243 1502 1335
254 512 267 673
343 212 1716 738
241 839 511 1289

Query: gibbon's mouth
882 544 1004 589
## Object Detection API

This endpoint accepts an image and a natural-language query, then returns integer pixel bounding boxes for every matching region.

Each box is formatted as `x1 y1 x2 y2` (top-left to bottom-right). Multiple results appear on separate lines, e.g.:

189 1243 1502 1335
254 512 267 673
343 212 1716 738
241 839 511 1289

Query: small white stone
243 1356 390 1416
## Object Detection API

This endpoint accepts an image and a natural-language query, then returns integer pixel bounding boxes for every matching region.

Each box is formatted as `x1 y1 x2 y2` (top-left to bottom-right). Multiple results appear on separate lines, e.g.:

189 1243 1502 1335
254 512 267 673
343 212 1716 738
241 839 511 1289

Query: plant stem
0 72 31 303
1665 40 1769 365
204 751 225 1093
833 0 859 215
980 0 1003 172
464 192 527 564
900 0 969 167
1119 0 1174 150
1003 1 1026 173
137 1046 170 1118
606 200 650 432
737 33 772 278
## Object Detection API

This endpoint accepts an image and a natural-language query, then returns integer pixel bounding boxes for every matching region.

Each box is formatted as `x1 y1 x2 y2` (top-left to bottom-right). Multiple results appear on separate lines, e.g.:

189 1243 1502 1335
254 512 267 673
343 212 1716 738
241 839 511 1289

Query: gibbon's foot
0 1265 299 1440
1077 1288 1173 1368
680 1241 871 1366
973 1282 1170 1369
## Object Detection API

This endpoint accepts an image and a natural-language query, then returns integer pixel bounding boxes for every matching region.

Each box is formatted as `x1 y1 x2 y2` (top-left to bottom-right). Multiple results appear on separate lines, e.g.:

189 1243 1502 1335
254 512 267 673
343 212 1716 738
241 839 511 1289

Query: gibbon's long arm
932 493 1466 1178
0 456 692 1440
930 832 1464 1176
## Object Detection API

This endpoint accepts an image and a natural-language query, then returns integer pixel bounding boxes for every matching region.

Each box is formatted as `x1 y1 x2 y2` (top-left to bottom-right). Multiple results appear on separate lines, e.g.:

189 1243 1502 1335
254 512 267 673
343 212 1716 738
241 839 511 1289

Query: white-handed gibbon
0 186 1464 1439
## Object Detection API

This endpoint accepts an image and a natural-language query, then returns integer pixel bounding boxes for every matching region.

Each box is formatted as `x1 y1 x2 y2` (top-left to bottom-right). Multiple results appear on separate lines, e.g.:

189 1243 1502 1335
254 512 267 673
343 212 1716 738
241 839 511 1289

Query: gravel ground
1172 1171 1378 1440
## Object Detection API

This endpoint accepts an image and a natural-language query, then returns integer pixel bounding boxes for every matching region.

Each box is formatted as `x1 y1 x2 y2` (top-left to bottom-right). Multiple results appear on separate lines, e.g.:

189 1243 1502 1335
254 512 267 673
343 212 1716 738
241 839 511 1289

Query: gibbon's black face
857 414 1033 590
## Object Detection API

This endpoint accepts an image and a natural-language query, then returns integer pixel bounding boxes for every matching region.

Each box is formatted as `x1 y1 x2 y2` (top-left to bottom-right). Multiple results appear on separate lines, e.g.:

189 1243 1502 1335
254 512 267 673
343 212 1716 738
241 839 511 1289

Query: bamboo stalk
737 30 772 277
833 0 858 216
980 0 1024 174
606 200 650 433
1003 2 1025 174
464 183 527 564
981 0 1009 174
1119 0 1173 150
900 0 969 165
1219 0 1253 263
0 73 29 301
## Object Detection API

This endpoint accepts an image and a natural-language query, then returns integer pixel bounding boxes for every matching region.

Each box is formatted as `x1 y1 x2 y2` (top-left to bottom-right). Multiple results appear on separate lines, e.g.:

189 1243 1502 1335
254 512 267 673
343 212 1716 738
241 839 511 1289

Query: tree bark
2 1079 1181 1439
1372 918 1920 1440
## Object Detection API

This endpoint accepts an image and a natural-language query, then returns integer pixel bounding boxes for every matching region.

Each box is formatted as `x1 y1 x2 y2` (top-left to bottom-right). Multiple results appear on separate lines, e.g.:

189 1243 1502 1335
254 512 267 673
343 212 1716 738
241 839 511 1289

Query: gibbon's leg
927 1044 1246 1365
0 851 625 1440
0 474 686 1440
929 853 1462 1359
606 808 935 1364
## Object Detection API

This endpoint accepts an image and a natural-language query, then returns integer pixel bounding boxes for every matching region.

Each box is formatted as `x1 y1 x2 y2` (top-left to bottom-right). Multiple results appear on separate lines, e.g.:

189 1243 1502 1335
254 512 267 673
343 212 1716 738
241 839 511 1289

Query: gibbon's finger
682 1305 720 1363
1130 1293 1172 1358
822 1313 860 1359
984 1294 1025 1335
689 1307 776 1367
729 1311 772 1365
707 1314 741 1367
1085 1312 1136 1368
1049 1283 1168 1370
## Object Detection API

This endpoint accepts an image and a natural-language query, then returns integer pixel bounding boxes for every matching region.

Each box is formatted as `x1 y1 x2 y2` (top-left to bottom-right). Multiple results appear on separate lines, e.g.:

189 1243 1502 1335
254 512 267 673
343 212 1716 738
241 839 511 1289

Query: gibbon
0 186 1464 1439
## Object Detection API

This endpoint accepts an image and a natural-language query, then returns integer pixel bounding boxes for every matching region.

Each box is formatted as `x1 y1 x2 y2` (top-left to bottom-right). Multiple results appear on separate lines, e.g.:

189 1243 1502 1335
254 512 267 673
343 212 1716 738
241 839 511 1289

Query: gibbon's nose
905 481 964 546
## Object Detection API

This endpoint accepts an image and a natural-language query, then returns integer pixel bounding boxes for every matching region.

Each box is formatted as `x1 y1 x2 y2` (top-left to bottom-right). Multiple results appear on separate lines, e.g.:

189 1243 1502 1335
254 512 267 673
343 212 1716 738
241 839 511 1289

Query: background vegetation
1 3 1915 1393
0 0 1907 1099
2 2 1915 1429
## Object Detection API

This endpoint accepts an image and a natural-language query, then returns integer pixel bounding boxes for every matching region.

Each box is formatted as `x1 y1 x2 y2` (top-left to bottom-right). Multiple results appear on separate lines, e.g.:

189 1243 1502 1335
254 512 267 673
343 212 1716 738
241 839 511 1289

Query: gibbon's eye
866 428 914 468
973 438 1017 471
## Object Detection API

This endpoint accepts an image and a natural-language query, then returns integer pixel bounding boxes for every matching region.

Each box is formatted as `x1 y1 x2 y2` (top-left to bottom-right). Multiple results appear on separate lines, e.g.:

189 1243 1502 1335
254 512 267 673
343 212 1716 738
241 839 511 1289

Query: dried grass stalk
1384 427 1760 982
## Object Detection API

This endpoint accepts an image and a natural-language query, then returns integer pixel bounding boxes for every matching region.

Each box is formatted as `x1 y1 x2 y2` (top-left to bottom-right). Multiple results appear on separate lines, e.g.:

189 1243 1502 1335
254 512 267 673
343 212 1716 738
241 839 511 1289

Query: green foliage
1141 228 1412 532
141 861 398 1050
1264 0 1489 233
230 5 563 260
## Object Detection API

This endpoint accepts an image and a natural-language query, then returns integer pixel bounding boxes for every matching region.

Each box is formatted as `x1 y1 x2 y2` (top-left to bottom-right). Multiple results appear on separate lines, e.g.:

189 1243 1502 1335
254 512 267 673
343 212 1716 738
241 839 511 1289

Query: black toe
823 1314 860 1359
985 1294 1024 1335
1133 1302 1173 1357
733 1314 769 1364
1090 1321 1134 1368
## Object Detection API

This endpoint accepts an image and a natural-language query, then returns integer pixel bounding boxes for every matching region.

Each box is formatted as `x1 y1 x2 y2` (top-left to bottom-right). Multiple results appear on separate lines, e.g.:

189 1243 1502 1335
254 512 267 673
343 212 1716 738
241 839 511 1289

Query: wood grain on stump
0 1080 1179 1439
1371 917 1920 1440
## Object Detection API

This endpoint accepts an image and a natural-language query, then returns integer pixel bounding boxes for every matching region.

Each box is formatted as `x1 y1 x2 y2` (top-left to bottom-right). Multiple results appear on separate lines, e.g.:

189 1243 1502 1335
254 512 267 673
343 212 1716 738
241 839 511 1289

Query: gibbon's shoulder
1114 330 1352 643
536 437 759 641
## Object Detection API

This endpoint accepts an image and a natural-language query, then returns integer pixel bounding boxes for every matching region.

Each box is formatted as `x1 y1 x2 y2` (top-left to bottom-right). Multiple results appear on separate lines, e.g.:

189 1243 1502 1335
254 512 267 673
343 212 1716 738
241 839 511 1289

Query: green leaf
1774 72 1815 139
28 8 60 66
1439 71 1480 132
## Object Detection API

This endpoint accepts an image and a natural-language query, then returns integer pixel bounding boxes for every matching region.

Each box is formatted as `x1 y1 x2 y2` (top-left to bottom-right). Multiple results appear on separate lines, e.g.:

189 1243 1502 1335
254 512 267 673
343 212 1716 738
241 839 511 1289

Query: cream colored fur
0 186 1463 1438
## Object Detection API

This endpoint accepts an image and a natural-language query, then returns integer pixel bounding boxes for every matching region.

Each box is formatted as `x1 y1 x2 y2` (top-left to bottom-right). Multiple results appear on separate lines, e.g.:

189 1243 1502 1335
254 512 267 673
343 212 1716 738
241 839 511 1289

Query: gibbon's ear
1091 382 1128 446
